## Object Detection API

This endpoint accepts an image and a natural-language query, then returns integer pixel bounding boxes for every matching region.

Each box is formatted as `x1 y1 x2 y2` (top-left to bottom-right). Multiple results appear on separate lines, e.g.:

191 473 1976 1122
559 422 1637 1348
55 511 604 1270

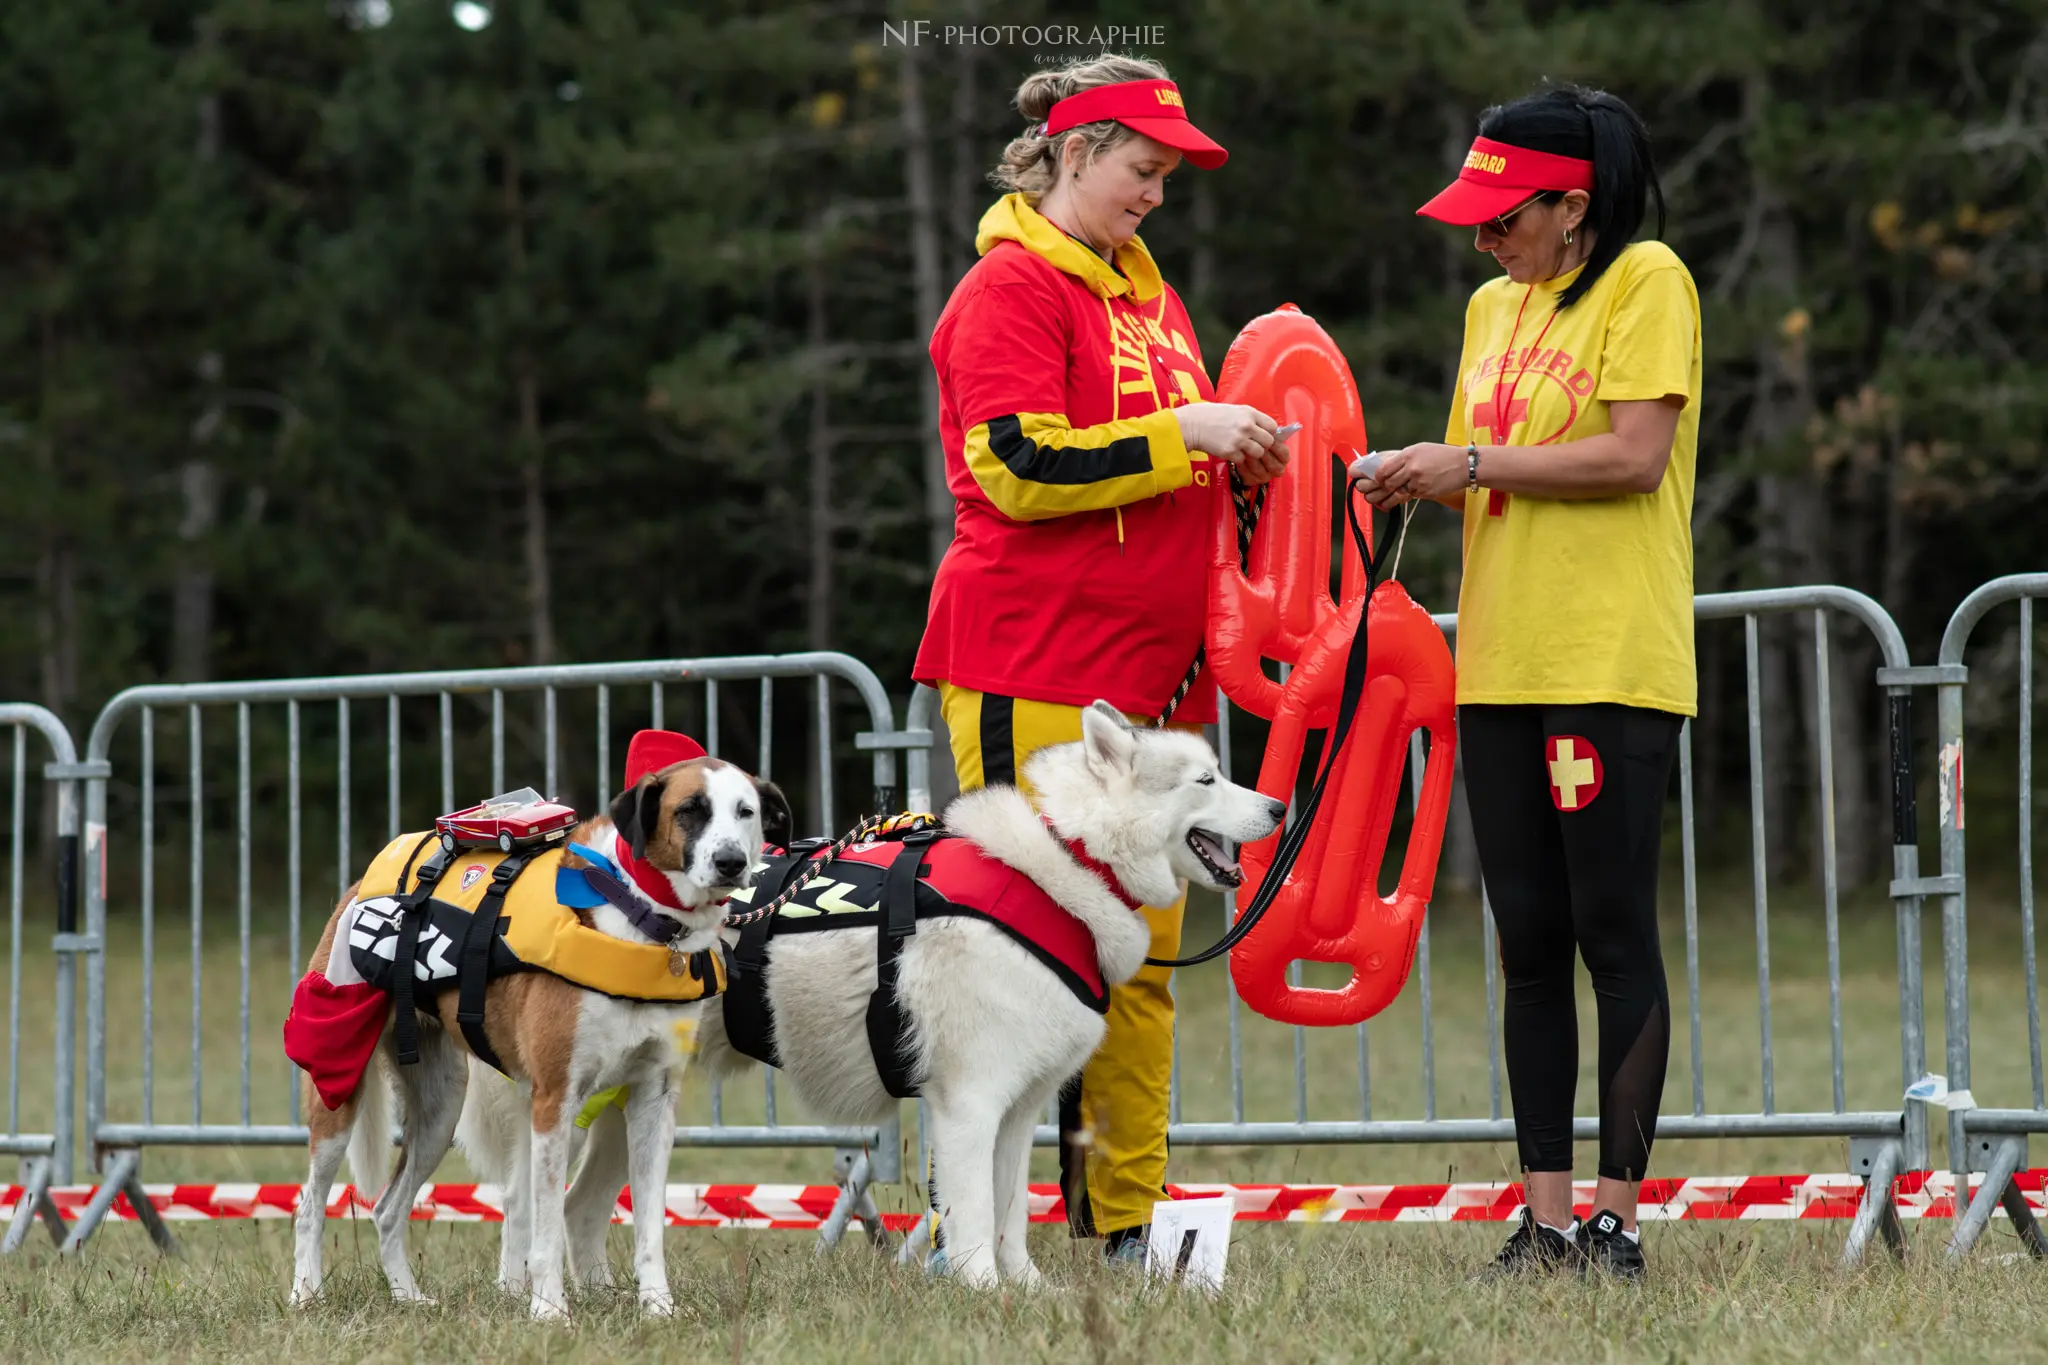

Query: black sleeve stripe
985 413 1155 485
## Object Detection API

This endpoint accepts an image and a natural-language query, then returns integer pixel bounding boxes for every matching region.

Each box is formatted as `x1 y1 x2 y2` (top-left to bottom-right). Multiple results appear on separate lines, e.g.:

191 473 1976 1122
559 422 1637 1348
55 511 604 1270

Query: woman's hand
1176 403 1291 486
1361 442 1466 508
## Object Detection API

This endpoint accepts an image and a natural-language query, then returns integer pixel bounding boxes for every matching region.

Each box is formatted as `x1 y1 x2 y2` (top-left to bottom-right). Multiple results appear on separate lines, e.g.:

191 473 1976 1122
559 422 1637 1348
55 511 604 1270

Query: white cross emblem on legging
1549 739 1597 810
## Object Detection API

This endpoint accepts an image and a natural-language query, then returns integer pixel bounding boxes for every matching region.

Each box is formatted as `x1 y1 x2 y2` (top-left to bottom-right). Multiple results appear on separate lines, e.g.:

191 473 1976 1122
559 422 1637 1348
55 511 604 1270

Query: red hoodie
914 193 1219 723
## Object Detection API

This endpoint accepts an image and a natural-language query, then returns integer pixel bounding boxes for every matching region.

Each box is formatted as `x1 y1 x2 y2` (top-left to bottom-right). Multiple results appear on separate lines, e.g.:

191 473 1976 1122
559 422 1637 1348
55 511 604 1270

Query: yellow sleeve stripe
961 410 1192 521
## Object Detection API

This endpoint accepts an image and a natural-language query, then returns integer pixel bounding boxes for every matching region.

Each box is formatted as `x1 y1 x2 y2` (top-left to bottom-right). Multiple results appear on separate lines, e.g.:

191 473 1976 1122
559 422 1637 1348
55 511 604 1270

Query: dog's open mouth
1186 829 1242 888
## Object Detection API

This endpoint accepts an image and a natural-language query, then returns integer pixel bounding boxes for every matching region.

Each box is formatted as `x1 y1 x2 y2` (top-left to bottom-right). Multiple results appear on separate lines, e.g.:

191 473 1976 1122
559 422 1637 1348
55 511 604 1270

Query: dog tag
1145 1195 1234 1293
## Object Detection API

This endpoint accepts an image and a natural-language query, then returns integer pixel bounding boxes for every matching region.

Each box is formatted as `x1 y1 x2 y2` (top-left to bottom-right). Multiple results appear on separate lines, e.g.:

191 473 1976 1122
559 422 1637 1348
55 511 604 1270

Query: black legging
1459 702 1683 1182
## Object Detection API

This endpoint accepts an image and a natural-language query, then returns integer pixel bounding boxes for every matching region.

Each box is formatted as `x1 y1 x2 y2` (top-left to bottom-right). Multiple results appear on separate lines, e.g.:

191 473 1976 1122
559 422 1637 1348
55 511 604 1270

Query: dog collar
569 842 691 945
1042 818 1147 911
605 836 687 912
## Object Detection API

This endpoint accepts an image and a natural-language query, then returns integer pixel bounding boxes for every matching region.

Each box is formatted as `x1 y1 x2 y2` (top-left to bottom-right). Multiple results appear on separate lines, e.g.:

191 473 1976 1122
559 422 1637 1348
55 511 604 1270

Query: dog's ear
608 773 666 860
1080 700 1137 777
753 777 794 850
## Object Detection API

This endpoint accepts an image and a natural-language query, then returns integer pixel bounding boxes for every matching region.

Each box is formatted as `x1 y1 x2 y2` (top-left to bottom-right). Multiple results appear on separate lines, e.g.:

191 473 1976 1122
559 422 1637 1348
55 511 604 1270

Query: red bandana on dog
614 729 709 911
1043 817 1147 911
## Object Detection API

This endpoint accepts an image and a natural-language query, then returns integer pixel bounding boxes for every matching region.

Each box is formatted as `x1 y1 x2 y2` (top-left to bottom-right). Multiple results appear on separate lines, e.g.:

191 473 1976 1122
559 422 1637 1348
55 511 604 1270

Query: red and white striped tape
7 1171 2046 1230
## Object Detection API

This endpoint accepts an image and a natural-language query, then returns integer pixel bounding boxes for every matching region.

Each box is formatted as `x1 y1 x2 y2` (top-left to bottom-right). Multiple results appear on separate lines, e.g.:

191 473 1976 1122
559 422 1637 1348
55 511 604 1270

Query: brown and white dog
289 756 788 1319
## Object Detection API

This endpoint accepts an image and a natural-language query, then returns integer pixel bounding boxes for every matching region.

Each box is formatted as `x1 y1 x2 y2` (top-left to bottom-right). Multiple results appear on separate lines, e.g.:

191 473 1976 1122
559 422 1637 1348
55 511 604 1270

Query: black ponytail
1477 84 1664 310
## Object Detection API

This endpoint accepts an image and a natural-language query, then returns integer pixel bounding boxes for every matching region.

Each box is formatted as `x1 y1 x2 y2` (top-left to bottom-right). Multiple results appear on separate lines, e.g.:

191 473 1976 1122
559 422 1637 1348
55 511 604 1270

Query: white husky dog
459 701 1285 1290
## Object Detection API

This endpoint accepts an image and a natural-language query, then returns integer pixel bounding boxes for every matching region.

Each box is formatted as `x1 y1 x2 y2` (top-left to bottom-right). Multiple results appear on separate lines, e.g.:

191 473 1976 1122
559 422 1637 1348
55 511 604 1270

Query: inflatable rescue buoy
1208 305 1458 1027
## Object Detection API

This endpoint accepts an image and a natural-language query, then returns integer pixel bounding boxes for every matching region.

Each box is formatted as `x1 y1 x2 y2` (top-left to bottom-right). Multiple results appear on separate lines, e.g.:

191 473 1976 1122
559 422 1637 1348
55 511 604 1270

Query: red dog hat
622 729 706 788
612 729 709 913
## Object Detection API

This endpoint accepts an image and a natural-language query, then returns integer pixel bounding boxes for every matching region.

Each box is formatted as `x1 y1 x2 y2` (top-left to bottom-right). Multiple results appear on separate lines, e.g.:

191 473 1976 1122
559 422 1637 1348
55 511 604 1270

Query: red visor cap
1416 136 1595 226
1044 79 1228 170
623 729 707 788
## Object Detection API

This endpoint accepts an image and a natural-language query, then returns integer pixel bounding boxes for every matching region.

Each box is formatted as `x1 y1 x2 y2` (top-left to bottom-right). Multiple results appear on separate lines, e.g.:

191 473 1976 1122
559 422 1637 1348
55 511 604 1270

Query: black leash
1145 475 1410 969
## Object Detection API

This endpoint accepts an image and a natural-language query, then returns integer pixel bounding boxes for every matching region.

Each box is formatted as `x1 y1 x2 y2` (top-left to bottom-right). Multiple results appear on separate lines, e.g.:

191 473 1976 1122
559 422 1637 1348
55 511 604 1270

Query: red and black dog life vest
721 827 1113 1099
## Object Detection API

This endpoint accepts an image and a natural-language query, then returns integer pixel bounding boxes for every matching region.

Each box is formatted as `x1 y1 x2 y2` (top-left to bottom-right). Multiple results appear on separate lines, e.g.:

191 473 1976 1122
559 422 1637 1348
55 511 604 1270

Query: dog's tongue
1191 830 1238 873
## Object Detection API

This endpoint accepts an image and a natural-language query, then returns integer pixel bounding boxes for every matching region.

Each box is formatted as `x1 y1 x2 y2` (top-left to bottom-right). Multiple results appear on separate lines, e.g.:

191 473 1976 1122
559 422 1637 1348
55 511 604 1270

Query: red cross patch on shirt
1472 395 1528 445
1546 735 1604 812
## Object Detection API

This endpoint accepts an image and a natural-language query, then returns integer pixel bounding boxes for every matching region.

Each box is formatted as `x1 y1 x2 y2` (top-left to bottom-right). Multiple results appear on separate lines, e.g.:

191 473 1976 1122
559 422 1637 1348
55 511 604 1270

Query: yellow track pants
937 683 1183 1237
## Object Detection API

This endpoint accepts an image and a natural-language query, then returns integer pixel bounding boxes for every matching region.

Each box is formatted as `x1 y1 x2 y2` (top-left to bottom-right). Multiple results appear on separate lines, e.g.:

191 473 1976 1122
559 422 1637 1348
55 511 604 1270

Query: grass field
8 869 2048 1361
9 1219 2048 1363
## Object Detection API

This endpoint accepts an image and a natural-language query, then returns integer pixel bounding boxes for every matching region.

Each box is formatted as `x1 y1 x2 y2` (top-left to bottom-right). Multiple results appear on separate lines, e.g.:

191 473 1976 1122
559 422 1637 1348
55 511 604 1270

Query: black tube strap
1147 482 1410 969
866 832 934 1099
389 836 449 1066
456 852 531 1075
721 837 836 1073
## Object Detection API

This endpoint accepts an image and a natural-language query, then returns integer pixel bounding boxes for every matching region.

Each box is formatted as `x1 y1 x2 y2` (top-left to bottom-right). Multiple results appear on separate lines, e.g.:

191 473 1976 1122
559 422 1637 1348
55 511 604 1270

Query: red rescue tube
1207 305 1371 722
1230 583 1457 1025
1206 306 1457 1027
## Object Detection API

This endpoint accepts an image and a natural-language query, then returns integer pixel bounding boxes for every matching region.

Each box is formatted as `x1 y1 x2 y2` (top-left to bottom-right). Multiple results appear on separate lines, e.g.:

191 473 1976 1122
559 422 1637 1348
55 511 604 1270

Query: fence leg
817 1148 878 1254
1999 1170 2048 1259
1842 1138 1907 1267
3 1157 69 1253
59 1148 136 1255
852 1169 889 1249
1947 1135 2029 1262
59 1149 178 1257
125 1160 178 1255
896 1211 933 1269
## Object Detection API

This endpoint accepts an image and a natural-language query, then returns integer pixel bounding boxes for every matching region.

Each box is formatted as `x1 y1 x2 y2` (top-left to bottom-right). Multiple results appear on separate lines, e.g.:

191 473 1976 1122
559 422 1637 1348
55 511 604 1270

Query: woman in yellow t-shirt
1365 85 1700 1282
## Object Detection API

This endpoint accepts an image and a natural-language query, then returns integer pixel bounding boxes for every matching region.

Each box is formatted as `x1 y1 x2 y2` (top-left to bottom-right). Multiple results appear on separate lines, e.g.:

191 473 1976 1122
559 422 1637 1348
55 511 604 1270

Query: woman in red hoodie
914 53 1288 1263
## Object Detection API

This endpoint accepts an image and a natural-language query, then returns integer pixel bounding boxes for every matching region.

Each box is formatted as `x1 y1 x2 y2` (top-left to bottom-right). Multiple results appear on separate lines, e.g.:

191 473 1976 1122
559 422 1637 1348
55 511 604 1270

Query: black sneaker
1103 1224 1149 1269
1578 1208 1646 1280
1470 1208 1583 1280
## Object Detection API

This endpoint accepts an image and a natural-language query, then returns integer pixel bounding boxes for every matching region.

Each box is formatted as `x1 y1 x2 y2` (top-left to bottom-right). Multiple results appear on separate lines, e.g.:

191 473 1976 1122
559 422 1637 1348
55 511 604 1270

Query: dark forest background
2 0 2044 892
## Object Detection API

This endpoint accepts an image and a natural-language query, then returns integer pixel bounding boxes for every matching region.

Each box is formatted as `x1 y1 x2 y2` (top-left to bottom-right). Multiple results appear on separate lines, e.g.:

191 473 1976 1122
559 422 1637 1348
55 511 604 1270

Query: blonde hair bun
992 53 1171 200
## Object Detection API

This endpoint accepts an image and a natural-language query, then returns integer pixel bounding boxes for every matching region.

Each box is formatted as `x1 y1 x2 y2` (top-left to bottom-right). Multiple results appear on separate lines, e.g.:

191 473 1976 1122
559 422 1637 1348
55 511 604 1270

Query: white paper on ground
1146 1195 1234 1293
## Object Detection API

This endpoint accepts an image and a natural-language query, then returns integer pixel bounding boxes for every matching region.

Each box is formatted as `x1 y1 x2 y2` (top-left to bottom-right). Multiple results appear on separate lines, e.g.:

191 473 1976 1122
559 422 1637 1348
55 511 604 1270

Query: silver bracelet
1466 441 1481 490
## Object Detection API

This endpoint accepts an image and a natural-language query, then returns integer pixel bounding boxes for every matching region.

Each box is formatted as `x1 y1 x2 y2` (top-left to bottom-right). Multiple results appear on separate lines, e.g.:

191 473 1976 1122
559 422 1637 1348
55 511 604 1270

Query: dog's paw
389 1287 437 1308
1005 1260 1047 1292
949 1249 1003 1290
495 1272 531 1296
528 1293 571 1323
639 1288 676 1318
288 1282 319 1309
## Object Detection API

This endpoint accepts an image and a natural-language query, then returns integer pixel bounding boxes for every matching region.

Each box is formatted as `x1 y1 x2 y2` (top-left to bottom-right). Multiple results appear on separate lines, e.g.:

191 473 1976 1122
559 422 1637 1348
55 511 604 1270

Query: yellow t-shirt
1446 240 1702 716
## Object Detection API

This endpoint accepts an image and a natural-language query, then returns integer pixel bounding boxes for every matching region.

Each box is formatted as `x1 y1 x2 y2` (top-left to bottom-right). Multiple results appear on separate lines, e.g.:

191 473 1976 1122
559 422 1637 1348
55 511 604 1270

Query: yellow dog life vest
352 831 727 1005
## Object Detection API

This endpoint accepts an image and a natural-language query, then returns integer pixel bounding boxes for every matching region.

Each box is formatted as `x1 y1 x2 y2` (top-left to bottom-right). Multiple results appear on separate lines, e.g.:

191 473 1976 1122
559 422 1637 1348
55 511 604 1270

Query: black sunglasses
1478 194 1544 236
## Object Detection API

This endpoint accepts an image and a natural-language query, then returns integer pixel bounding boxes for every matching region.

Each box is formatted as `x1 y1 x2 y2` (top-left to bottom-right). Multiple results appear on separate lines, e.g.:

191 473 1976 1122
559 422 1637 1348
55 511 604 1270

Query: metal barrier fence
12 578 2044 1265
1931 573 2048 1260
0 704 84 1253
904 584 1930 1264
55 653 920 1253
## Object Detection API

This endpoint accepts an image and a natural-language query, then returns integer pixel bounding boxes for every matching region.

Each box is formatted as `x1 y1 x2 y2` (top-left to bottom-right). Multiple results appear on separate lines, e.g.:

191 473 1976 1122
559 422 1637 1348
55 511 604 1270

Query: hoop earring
1563 226 1575 246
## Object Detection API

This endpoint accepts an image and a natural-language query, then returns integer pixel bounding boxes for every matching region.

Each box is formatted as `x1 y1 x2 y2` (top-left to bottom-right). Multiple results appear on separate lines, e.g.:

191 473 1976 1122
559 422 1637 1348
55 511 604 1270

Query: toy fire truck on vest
434 788 578 854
